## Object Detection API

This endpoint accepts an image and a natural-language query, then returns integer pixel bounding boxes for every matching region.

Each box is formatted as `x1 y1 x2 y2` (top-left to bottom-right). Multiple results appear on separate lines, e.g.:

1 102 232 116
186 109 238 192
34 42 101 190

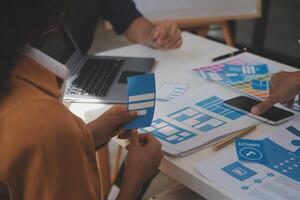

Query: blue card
224 64 269 75
235 139 268 164
251 79 270 91
199 70 244 83
227 74 245 82
256 64 269 74
124 73 156 129
224 64 244 74
198 71 229 81
287 126 300 137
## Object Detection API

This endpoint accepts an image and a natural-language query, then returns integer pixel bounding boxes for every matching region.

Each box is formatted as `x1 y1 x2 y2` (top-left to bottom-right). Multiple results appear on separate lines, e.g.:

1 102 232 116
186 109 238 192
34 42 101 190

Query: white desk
69 32 296 200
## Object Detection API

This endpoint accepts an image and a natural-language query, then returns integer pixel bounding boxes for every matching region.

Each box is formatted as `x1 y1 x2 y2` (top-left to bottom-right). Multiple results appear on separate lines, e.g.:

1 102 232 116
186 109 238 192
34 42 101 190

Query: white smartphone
223 96 295 125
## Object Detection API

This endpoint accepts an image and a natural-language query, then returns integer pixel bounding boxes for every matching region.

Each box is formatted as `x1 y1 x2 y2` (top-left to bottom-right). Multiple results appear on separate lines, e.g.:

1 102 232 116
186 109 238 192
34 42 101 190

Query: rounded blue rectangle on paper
287 126 300 137
125 73 156 129
224 64 269 75
251 79 270 91
224 64 243 74
235 139 268 164
141 119 197 144
222 162 257 181
255 64 269 74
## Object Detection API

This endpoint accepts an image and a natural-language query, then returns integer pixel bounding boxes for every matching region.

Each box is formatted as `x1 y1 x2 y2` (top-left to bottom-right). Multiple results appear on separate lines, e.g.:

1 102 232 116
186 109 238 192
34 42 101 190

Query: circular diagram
239 147 262 161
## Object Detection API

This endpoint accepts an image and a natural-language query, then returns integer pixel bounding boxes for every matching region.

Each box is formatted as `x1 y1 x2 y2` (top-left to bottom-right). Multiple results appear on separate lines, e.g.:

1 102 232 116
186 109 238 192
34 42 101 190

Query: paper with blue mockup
140 84 258 156
224 64 269 75
198 71 229 81
192 53 300 113
198 71 245 82
235 139 268 164
251 80 270 91
125 74 156 129
156 83 188 102
196 119 300 200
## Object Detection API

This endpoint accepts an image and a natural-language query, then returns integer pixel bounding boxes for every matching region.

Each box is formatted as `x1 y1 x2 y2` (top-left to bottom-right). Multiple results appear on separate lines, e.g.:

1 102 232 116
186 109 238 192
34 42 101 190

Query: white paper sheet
156 83 189 102
196 119 300 200
142 84 259 156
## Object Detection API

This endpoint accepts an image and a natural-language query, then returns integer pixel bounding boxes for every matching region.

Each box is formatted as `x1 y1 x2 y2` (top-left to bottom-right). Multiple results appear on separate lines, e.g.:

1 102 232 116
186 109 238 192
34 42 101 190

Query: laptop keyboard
67 58 123 97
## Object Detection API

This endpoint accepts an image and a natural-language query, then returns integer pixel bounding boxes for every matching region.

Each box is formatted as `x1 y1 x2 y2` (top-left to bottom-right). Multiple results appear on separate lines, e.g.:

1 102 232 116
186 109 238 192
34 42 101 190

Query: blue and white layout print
156 83 189 102
142 84 258 155
224 64 269 75
125 73 156 129
196 119 300 200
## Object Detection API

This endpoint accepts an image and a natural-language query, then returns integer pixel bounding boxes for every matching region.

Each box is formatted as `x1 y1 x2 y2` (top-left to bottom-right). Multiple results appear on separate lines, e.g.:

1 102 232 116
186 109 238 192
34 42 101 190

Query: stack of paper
141 84 258 157
156 83 188 102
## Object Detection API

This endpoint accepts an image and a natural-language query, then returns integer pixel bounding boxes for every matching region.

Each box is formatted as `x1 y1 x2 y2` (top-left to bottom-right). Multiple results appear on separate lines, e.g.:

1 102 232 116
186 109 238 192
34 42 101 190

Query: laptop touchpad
118 71 146 84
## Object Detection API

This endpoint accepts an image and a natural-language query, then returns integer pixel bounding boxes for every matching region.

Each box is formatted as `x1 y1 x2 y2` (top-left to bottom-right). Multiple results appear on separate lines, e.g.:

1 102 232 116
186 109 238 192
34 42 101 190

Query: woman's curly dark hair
0 0 67 92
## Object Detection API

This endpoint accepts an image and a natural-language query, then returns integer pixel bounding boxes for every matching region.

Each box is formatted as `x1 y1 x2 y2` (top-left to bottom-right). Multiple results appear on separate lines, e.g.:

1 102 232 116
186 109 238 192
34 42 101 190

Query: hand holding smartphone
223 96 294 125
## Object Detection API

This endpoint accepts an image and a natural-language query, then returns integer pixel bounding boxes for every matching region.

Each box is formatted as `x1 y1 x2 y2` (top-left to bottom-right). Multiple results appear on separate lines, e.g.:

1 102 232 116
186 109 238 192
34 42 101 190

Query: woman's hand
251 71 300 115
117 132 163 200
125 132 163 182
87 105 137 147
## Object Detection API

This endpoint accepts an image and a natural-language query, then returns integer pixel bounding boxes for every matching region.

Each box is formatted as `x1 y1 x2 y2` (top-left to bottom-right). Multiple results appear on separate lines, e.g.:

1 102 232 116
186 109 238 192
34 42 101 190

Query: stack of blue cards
235 139 268 164
251 80 270 91
124 74 156 129
224 64 269 75
198 71 229 81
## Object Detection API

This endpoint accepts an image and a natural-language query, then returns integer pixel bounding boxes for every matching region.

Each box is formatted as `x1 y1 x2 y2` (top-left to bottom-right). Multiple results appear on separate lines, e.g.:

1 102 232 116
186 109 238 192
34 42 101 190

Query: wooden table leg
96 144 112 200
222 21 234 46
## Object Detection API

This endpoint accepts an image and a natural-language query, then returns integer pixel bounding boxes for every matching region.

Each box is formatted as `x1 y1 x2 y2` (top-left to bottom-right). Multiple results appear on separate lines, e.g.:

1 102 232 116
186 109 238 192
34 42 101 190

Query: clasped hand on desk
151 21 182 50
125 18 182 51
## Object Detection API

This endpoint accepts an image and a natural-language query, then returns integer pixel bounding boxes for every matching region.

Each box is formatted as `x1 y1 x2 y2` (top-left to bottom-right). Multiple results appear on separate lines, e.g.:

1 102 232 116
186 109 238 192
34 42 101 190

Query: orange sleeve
0 100 101 200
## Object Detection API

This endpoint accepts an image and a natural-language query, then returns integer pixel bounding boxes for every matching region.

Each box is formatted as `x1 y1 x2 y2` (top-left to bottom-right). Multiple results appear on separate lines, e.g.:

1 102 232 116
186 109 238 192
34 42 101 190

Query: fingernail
251 107 259 114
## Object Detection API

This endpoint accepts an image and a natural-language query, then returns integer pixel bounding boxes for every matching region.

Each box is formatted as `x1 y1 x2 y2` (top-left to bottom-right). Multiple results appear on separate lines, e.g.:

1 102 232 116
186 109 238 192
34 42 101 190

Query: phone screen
223 96 294 122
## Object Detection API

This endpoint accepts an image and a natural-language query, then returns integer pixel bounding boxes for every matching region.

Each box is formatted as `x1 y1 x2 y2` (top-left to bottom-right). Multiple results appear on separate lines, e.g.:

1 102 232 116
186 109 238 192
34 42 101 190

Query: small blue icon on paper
251 80 270 91
232 167 247 176
224 64 269 75
241 186 249 190
287 126 300 137
235 139 268 164
239 147 263 161
222 162 257 181
287 126 300 157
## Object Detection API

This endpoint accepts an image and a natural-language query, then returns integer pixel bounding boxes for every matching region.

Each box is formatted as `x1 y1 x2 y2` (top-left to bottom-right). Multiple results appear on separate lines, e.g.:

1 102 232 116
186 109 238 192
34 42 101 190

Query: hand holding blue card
125 74 156 129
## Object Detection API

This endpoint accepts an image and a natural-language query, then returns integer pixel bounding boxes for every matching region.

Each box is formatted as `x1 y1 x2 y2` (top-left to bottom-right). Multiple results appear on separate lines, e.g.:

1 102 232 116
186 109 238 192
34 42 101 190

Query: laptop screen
31 27 76 65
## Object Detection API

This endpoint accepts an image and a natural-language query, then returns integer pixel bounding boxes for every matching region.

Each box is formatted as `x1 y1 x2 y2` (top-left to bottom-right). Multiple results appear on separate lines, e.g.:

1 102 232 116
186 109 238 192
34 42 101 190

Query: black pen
212 48 247 62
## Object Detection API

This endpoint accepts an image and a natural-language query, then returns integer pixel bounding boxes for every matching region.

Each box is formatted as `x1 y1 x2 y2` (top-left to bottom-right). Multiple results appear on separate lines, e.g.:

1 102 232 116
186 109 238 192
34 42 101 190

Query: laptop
33 26 155 103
